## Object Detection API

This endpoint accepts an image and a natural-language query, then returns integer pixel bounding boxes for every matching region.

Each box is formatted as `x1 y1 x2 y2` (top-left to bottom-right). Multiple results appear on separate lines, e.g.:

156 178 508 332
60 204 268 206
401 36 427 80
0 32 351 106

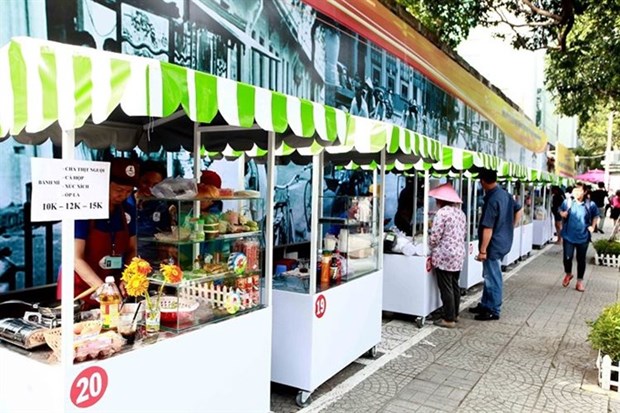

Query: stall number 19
315 294 327 319
70 366 108 408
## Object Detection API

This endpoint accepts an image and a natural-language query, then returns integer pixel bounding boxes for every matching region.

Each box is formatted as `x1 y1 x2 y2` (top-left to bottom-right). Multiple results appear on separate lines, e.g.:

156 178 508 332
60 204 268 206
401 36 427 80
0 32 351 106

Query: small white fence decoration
597 351 620 392
594 253 620 268
179 279 259 311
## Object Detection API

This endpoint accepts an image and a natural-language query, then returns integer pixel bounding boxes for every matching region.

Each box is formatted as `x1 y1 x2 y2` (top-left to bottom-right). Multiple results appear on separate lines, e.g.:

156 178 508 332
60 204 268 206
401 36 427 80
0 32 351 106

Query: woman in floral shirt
429 183 467 328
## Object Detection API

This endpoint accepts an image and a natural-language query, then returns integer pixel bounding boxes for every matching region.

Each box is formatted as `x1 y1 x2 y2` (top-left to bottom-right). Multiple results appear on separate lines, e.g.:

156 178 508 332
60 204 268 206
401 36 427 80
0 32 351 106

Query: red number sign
315 294 327 319
70 366 108 408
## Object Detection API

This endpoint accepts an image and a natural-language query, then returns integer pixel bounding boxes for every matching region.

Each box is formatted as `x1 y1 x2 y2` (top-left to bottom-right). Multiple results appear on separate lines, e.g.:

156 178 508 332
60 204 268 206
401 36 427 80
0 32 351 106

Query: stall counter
520 222 533 258
0 307 272 413
460 240 483 290
533 215 554 247
271 269 382 403
382 254 441 327
501 226 522 268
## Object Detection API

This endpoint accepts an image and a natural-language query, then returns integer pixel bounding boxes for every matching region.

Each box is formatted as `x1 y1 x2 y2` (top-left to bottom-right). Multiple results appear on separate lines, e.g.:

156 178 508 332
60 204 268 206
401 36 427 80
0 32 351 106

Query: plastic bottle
99 276 121 330
321 252 331 287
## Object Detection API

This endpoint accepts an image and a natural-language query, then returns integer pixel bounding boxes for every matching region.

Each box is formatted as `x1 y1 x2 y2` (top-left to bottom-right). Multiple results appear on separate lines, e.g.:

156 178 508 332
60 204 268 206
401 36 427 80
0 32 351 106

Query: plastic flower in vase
140 263 184 332
121 257 152 298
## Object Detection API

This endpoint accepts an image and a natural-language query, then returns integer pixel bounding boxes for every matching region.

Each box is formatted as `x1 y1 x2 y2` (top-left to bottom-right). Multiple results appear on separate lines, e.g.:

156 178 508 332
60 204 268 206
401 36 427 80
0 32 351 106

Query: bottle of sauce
331 255 341 285
321 252 331 289
99 276 121 331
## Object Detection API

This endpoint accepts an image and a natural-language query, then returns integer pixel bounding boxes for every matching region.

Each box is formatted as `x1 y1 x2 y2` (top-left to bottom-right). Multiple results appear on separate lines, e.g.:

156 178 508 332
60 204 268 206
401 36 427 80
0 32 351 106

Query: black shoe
474 312 500 321
599 229 605 234
468 304 485 314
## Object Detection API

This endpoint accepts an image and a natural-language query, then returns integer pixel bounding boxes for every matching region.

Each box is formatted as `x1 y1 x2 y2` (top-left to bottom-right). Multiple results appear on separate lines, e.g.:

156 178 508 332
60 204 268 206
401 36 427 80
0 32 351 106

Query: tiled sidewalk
273 241 620 413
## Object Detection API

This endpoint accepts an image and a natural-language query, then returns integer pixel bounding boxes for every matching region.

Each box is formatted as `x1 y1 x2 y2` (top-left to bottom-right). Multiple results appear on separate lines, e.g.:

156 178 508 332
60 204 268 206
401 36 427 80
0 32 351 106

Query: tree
578 105 620 153
391 0 620 121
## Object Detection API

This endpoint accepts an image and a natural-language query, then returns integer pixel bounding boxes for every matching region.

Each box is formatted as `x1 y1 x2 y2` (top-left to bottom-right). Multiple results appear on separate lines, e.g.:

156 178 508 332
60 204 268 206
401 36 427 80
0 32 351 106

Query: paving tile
487 356 551 387
464 372 542 409
326 393 393 413
534 377 610 412
271 246 619 413
380 398 424 413
435 349 498 374
270 361 364 412
382 345 437 378
356 370 413 398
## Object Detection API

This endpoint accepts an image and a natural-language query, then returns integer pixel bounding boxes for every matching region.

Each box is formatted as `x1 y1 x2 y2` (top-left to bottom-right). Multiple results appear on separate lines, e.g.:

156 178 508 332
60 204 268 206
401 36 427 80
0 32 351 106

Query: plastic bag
151 178 197 199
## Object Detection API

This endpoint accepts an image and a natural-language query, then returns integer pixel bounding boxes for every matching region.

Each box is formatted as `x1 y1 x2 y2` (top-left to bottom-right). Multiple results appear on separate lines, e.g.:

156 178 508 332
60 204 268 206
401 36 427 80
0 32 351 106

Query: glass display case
317 195 380 290
137 196 265 332
272 194 380 294
522 185 533 225
533 186 549 221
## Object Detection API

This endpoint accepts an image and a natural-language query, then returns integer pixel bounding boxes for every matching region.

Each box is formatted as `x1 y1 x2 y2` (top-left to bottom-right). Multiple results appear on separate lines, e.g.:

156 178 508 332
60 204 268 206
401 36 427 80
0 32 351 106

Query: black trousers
435 268 461 322
563 239 589 280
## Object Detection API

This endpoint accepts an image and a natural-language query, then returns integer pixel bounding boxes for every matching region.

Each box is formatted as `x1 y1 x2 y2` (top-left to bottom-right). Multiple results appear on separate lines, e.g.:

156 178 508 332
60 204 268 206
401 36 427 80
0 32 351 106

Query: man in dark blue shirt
469 169 522 321
559 183 599 292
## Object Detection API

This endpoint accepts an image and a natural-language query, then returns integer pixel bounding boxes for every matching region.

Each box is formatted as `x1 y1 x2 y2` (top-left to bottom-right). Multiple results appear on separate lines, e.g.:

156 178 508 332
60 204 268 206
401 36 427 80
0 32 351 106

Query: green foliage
588 302 620 362
593 239 620 256
393 0 620 120
578 107 620 154
544 1 620 121
394 0 484 49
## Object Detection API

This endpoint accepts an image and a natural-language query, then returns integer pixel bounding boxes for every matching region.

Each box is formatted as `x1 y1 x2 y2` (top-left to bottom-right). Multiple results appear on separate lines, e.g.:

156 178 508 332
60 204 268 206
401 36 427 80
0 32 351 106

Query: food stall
520 181 534 259
270 118 441 406
531 170 554 248
458 153 500 290
500 162 525 269
0 37 352 413
381 146 464 327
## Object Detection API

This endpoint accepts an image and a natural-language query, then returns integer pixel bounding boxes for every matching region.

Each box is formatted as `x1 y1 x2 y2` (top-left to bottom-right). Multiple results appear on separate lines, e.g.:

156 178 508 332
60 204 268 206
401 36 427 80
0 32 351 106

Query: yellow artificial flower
160 263 183 284
125 272 149 297
122 258 152 283
136 259 153 276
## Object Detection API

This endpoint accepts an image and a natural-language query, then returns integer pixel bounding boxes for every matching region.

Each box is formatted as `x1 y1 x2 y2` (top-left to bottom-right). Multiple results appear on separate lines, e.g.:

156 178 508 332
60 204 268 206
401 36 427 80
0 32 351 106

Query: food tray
158 296 200 323
44 320 125 361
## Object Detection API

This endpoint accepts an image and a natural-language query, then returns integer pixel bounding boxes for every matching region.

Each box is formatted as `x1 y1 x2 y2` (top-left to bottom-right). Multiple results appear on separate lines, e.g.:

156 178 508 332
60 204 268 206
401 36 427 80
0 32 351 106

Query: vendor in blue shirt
469 169 522 321
134 161 174 265
135 161 171 236
559 183 599 292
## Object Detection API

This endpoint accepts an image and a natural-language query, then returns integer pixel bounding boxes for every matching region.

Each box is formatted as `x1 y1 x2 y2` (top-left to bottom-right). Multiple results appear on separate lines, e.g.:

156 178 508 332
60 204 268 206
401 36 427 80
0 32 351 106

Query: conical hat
428 183 462 204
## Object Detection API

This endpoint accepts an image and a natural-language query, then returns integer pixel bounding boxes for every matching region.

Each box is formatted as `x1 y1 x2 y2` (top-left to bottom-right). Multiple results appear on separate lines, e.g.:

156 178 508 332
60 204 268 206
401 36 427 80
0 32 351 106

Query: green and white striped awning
0 37 346 145
0 37 446 161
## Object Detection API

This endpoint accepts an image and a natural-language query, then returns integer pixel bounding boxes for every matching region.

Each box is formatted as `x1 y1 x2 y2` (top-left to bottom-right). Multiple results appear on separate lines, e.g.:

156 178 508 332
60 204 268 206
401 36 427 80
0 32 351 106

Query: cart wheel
296 391 312 408
416 316 426 328
366 345 378 359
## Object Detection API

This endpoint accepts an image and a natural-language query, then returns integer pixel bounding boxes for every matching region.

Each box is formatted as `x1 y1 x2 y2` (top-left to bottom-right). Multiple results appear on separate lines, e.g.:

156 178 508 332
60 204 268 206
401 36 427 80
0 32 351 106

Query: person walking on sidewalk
590 182 607 233
610 190 620 227
551 186 565 244
560 183 599 292
469 169 522 321
428 183 467 329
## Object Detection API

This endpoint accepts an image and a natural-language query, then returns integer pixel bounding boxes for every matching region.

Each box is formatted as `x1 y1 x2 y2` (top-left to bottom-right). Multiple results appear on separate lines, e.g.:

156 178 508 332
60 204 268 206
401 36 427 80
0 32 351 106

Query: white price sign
31 159 110 222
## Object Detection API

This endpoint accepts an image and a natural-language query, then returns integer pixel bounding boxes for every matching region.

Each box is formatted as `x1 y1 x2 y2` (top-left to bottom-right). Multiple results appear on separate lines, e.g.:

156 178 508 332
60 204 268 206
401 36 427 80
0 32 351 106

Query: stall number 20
315 294 327 319
70 366 109 408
